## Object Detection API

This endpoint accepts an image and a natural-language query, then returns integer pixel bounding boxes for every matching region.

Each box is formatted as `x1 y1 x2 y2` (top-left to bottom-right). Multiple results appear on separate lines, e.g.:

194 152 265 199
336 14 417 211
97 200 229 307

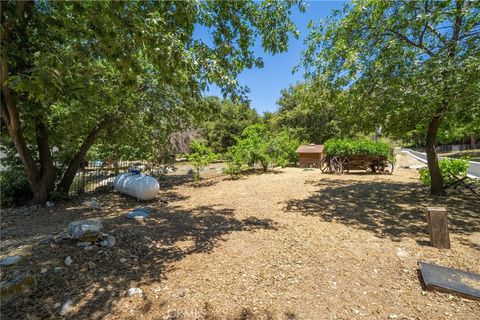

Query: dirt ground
1 153 479 319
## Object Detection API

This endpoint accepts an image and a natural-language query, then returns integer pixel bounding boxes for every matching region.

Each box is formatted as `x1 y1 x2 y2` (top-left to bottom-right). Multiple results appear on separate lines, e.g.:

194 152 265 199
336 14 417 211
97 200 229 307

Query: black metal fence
69 160 173 196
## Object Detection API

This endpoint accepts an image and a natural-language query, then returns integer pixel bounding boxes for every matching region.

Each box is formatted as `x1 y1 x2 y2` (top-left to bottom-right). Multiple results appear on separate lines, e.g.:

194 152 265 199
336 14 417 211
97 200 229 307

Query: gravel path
1 154 479 319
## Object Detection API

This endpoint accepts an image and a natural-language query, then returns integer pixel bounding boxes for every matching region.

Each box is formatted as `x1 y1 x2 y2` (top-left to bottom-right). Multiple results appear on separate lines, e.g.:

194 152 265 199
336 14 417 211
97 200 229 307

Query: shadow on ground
284 179 480 242
1 189 276 319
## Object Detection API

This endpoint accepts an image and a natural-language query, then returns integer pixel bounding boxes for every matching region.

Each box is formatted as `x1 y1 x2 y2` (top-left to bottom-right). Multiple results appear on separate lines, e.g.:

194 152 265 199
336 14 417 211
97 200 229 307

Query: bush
324 139 391 158
237 124 272 171
270 130 301 167
0 168 32 207
186 141 217 181
419 158 470 186
223 145 245 179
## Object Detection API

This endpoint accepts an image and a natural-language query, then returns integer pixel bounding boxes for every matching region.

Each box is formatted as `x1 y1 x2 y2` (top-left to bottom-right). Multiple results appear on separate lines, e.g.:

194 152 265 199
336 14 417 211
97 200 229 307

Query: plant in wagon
187 141 217 181
323 138 394 174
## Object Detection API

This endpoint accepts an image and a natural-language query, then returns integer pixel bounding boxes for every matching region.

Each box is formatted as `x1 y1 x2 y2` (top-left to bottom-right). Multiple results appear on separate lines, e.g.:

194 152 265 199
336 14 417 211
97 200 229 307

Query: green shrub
324 139 391 158
223 145 245 179
419 158 470 186
187 141 217 181
223 162 242 180
270 130 301 167
237 124 272 171
222 126 301 177
0 168 32 207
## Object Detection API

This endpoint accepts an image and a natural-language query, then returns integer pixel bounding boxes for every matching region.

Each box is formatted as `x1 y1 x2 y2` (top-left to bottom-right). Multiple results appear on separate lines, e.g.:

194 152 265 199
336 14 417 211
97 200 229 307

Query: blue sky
197 1 346 114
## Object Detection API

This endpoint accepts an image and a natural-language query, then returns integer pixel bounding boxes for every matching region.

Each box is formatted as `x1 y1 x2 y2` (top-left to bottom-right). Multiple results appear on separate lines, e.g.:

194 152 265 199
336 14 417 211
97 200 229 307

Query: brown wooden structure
297 144 324 168
426 207 451 249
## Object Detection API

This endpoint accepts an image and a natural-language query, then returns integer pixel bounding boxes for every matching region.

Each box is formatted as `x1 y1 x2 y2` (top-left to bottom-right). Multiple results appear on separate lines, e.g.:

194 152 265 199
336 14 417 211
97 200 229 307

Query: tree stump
426 207 451 249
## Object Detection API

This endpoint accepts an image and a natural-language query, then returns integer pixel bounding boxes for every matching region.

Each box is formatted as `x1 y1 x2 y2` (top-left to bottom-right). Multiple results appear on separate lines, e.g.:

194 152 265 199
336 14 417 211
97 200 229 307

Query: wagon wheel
367 160 378 173
331 157 343 175
384 160 395 175
366 164 375 173
320 157 332 173
342 157 350 174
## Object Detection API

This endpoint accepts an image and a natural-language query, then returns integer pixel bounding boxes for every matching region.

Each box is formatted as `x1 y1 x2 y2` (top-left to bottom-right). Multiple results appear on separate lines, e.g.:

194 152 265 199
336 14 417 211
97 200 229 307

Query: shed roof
296 144 324 154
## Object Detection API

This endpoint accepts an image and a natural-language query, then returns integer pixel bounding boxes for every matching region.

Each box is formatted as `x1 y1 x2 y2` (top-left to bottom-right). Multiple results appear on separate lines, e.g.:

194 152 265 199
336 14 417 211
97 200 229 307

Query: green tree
270 130 301 167
200 97 260 154
270 80 342 144
187 141 216 181
1 0 303 203
237 124 273 171
302 0 480 195
224 144 246 179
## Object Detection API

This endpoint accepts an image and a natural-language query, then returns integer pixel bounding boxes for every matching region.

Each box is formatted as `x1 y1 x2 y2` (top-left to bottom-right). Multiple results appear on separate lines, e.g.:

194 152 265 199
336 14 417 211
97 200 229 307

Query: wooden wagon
320 154 395 174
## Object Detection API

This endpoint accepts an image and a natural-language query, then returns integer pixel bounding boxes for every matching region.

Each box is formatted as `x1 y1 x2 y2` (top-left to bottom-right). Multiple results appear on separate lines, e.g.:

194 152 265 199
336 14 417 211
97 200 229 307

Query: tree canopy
301 0 480 194
269 80 342 144
1 0 303 203
199 97 260 154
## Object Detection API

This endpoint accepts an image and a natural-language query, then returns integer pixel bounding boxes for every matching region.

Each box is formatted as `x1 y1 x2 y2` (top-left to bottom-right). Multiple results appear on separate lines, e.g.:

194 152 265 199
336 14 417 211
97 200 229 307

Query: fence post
426 207 451 249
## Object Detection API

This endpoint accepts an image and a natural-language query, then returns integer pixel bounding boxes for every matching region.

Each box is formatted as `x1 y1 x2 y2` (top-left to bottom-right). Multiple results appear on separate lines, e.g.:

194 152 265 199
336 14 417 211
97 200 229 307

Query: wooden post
426 207 451 249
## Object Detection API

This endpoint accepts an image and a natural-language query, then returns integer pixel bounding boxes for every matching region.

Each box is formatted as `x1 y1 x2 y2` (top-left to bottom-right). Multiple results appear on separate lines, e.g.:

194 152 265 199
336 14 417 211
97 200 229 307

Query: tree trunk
471 135 476 149
35 116 55 189
57 119 110 194
426 116 445 196
1 0 50 204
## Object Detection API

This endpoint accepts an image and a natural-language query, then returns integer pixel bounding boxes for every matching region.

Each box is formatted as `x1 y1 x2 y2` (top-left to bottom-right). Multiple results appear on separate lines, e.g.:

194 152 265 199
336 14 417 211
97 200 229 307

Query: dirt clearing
1 153 479 319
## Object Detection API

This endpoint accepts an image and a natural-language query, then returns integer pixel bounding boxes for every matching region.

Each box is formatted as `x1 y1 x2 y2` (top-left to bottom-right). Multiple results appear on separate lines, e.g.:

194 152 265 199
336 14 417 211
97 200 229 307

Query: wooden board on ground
418 261 480 300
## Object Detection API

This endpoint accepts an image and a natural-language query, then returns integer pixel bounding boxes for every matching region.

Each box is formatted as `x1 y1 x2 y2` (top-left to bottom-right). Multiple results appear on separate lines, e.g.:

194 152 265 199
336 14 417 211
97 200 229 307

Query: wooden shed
296 144 324 168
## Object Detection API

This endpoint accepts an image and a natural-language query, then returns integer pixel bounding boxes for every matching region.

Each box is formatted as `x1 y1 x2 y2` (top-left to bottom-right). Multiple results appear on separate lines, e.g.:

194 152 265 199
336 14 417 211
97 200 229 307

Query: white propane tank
114 172 159 200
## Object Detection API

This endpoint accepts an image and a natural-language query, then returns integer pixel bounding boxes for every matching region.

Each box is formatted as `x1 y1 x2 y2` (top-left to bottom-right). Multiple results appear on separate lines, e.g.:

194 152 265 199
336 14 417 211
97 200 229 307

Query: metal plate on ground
418 261 480 300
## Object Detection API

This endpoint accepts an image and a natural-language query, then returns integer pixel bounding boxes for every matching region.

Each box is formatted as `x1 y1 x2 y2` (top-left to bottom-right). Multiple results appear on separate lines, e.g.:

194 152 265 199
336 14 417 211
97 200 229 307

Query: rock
64 256 73 266
30 204 42 210
396 247 409 259
40 268 48 274
0 273 36 302
77 241 92 247
88 262 96 270
84 245 96 251
60 300 74 315
39 236 54 245
53 302 61 308
83 198 101 210
68 219 102 242
0 255 22 266
120 258 127 263
134 207 153 214
127 287 143 297
53 267 63 273
127 211 149 219
100 235 116 247
45 201 55 208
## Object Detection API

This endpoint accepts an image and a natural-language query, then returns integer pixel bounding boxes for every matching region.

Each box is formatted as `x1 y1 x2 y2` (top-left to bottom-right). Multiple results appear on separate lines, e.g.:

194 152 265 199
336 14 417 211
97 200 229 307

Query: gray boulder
100 235 116 247
127 287 143 297
127 211 149 219
68 219 103 242
0 255 22 266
